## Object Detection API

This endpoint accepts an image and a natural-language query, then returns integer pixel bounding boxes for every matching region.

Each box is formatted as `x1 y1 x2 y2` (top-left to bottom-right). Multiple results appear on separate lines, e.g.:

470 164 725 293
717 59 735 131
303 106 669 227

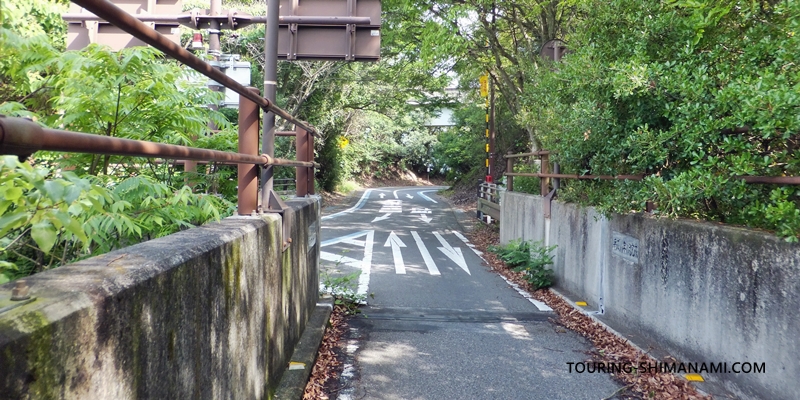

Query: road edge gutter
274 296 334 399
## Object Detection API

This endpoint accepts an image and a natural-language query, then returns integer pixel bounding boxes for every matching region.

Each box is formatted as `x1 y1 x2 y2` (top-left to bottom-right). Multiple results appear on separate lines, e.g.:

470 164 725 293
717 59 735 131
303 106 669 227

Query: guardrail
503 150 800 217
477 181 501 223
0 0 322 217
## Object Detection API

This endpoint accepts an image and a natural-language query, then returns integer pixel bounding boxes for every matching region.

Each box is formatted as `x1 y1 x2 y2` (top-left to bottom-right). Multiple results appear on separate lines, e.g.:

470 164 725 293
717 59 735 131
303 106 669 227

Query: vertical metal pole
261 0 279 208
540 153 550 196
506 152 514 192
489 75 496 181
296 126 308 197
187 0 222 187
308 132 315 195
238 87 260 215
553 162 560 190
484 80 490 180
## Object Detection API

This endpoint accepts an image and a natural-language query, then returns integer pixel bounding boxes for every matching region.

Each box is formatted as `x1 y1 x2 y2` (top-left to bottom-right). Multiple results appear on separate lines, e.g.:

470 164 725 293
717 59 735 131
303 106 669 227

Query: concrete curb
273 297 334 400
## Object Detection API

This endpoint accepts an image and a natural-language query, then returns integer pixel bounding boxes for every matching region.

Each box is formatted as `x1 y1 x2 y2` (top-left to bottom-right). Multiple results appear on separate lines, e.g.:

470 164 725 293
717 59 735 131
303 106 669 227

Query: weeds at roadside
320 254 366 315
488 239 556 289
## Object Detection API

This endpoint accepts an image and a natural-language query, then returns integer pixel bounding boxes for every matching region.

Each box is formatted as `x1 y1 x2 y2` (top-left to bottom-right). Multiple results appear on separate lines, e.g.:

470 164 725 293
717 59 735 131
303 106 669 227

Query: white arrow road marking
393 190 399 199
405 194 414 199
320 252 363 268
322 189 373 221
379 193 386 199
433 231 470 275
320 230 375 302
419 214 432 223
499 275 553 312
410 208 432 214
379 200 402 213
418 190 438 203
372 213 392 222
410 231 440 276
384 231 407 274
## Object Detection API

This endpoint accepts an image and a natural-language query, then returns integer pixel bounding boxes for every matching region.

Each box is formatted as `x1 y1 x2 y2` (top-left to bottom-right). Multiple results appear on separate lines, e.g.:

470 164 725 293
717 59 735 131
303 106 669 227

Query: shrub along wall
517 0 800 240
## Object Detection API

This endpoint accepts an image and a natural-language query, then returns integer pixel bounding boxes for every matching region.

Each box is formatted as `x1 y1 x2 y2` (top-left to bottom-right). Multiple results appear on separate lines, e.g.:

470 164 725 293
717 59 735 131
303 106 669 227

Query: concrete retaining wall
500 191 800 400
0 197 320 400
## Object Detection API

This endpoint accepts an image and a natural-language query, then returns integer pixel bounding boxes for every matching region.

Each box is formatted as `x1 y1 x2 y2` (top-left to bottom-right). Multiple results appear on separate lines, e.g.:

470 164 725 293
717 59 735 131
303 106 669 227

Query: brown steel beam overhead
0 117 318 167
62 13 372 27
69 0 319 137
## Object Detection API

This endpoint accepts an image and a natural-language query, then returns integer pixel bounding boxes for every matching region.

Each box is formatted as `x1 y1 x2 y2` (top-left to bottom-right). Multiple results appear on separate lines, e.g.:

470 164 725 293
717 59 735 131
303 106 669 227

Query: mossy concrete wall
500 192 800 400
0 197 320 399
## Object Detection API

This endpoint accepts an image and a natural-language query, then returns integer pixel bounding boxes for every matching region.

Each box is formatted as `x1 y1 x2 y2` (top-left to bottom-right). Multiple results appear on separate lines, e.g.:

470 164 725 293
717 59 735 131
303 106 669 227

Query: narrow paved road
320 187 621 400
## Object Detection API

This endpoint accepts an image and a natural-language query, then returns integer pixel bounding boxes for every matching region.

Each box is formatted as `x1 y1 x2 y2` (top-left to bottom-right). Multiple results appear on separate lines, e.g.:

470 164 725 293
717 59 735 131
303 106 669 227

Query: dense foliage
0 24 234 280
520 0 800 239
401 0 800 239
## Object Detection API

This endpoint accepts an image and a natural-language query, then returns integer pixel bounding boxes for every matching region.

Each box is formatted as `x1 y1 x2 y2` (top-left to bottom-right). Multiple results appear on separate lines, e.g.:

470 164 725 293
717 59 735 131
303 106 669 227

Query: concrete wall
501 191 800 400
0 197 320 400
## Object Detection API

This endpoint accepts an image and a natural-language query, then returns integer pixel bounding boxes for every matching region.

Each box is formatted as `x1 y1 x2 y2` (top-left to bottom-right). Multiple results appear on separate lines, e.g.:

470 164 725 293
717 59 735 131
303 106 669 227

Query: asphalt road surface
320 187 621 400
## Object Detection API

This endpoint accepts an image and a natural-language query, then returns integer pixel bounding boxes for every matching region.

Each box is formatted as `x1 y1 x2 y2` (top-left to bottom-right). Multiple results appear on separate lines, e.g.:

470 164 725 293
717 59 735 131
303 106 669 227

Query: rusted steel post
238 87 260 215
295 126 309 197
308 130 315 195
506 151 514 192
553 162 560 190
540 153 550 196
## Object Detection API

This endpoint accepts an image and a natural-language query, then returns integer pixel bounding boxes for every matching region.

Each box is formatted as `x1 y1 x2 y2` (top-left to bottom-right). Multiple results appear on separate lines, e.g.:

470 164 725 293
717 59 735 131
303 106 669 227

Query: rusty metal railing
1 0 325 219
503 150 800 217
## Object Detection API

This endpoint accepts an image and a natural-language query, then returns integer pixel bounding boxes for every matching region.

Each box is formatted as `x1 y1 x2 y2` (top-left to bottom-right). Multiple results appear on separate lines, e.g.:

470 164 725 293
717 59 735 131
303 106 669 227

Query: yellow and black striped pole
479 73 491 181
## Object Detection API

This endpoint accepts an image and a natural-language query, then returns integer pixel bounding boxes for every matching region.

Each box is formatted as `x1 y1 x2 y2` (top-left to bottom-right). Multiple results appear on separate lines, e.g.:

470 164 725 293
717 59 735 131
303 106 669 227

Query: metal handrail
71 0 320 137
0 116 318 168
503 151 552 159
505 172 644 181
503 151 800 186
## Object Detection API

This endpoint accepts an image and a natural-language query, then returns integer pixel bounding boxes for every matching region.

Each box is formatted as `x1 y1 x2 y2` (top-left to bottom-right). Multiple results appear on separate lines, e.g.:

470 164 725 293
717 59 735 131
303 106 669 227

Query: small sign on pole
479 74 489 97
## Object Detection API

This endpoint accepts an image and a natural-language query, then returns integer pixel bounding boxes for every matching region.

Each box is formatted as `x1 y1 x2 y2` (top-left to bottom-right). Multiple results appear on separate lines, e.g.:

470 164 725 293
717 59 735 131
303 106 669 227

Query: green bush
489 239 556 289
0 156 233 282
516 0 800 241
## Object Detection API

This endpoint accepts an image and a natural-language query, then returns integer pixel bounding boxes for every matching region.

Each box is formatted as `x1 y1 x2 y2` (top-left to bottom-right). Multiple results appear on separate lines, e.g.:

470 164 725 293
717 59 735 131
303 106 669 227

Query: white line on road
433 231 470 275
358 230 375 301
322 189 373 221
452 231 485 259
405 193 414 199
320 252 362 268
384 231 407 274
321 230 371 247
419 214 432 223
378 200 403 213
319 230 375 304
411 231 440 276
499 274 553 312
379 193 386 199
418 190 438 203
393 190 399 199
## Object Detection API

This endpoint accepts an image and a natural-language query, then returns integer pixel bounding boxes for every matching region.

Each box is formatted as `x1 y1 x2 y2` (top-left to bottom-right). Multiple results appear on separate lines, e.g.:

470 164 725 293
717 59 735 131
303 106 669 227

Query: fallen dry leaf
466 223 711 400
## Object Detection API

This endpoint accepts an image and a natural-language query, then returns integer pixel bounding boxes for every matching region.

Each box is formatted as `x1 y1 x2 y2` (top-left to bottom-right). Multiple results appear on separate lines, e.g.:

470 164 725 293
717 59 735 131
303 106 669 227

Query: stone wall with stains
500 191 799 400
0 197 320 400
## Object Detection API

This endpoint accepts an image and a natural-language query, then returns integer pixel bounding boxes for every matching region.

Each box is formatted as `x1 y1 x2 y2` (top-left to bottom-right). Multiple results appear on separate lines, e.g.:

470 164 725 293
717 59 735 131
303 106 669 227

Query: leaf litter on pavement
303 304 350 399
467 223 711 400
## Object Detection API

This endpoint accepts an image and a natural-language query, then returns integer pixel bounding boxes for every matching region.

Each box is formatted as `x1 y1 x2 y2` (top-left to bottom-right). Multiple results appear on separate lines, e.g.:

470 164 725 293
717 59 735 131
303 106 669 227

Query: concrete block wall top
0 197 321 399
